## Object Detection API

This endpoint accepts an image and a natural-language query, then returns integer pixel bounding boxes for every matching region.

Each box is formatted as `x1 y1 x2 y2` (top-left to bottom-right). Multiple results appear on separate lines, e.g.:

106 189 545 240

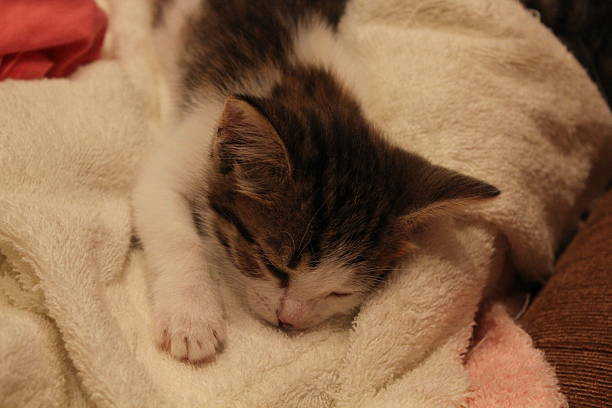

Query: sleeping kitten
134 0 500 363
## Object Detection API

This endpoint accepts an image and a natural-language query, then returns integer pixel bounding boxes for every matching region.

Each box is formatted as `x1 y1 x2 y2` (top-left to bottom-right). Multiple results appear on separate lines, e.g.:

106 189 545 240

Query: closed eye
329 292 352 297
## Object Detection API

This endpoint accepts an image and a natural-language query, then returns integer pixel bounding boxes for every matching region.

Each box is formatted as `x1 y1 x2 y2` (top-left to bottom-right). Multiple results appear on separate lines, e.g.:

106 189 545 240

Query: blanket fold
0 0 107 80
1 0 610 407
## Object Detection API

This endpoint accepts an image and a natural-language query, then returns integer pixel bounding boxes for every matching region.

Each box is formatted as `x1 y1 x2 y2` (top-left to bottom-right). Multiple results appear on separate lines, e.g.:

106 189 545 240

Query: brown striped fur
140 0 500 359
206 71 499 294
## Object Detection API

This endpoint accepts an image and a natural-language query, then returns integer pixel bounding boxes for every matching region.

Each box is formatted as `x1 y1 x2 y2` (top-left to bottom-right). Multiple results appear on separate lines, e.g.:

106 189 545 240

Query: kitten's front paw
154 301 226 363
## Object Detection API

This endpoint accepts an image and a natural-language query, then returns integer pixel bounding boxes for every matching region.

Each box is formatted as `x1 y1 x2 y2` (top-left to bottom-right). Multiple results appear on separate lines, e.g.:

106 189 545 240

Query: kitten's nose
277 298 306 330
277 318 294 331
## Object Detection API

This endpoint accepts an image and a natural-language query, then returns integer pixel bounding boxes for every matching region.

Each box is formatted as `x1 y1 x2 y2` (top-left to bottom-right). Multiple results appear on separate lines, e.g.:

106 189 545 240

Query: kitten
134 0 500 363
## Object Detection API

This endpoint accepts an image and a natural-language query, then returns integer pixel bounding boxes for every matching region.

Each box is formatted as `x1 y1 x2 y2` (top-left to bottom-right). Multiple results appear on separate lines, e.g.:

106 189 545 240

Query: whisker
281 230 296 258
362 267 406 273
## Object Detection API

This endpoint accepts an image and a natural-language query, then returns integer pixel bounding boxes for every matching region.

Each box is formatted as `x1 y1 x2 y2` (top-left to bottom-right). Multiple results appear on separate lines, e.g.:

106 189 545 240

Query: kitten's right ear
399 160 500 230
213 95 292 200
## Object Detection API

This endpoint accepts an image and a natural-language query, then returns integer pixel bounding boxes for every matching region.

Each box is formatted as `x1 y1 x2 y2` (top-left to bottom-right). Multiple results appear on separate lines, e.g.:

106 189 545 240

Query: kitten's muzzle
277 319 294 331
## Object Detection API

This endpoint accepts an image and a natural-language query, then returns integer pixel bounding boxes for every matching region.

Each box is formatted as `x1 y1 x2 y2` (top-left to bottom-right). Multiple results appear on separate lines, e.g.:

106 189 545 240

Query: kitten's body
135 0 498 363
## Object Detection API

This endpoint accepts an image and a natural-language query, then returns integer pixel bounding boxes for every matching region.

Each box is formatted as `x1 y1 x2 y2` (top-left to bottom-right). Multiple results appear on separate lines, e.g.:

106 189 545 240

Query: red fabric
0 0 107 80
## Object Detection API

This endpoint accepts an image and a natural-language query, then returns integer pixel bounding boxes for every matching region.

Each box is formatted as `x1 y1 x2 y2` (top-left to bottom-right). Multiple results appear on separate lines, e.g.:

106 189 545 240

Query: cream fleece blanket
1 0 610 407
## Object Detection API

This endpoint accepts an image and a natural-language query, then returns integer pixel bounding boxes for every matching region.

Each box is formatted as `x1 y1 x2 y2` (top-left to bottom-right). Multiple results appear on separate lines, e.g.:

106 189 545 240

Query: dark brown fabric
520 190 612 408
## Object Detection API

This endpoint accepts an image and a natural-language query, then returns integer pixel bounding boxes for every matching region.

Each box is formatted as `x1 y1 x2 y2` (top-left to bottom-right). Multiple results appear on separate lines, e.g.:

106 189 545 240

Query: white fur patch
136 1 379 353
132 95 226 362
153 0 202 78
291 16 371 108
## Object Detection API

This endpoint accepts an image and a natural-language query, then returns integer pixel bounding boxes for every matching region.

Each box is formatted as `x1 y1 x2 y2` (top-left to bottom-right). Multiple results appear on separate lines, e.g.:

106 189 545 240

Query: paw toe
155 312 226 363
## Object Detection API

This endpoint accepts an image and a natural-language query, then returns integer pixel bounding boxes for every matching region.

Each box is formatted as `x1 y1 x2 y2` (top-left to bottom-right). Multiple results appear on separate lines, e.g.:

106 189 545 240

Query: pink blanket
0 0 107 80
466 304 567 408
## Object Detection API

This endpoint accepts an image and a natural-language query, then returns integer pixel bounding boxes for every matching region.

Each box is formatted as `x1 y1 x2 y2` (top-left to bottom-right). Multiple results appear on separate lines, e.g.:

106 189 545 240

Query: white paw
154 300 226 363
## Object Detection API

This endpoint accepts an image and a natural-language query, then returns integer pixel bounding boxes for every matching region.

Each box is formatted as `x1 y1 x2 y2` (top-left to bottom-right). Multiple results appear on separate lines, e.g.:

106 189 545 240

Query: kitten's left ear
213 95 292 200
400 161 500 229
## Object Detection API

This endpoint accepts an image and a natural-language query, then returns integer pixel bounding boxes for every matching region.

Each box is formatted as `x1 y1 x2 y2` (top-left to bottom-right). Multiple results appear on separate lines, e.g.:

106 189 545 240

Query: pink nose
277 298 304 329
277 309 297 329
277 317 294 330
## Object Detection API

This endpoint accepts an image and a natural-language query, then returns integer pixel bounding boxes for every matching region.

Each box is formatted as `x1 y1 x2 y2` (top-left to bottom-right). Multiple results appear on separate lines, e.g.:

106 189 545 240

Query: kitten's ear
213 95 292 200
400 162 500 229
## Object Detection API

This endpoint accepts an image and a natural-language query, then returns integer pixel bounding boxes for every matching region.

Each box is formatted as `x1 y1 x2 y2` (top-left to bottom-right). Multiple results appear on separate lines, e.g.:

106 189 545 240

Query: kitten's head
206 70 499 330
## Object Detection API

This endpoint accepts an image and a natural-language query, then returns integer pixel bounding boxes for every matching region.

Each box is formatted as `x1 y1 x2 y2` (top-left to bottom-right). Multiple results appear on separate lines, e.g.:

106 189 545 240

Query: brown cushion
520 190 612 408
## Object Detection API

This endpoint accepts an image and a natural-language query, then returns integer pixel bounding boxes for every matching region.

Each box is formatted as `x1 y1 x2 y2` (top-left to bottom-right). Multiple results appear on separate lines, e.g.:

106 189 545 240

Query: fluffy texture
0 296 73 408
136 2 502 356
340 0 612 282
0 0 610 407
466 304 568 408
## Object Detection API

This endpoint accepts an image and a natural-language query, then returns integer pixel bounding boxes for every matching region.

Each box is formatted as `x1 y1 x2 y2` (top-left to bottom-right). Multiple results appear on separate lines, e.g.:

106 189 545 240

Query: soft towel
0 0 610 407
339 0 612 282
0 0 107 80
466 304 568 408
